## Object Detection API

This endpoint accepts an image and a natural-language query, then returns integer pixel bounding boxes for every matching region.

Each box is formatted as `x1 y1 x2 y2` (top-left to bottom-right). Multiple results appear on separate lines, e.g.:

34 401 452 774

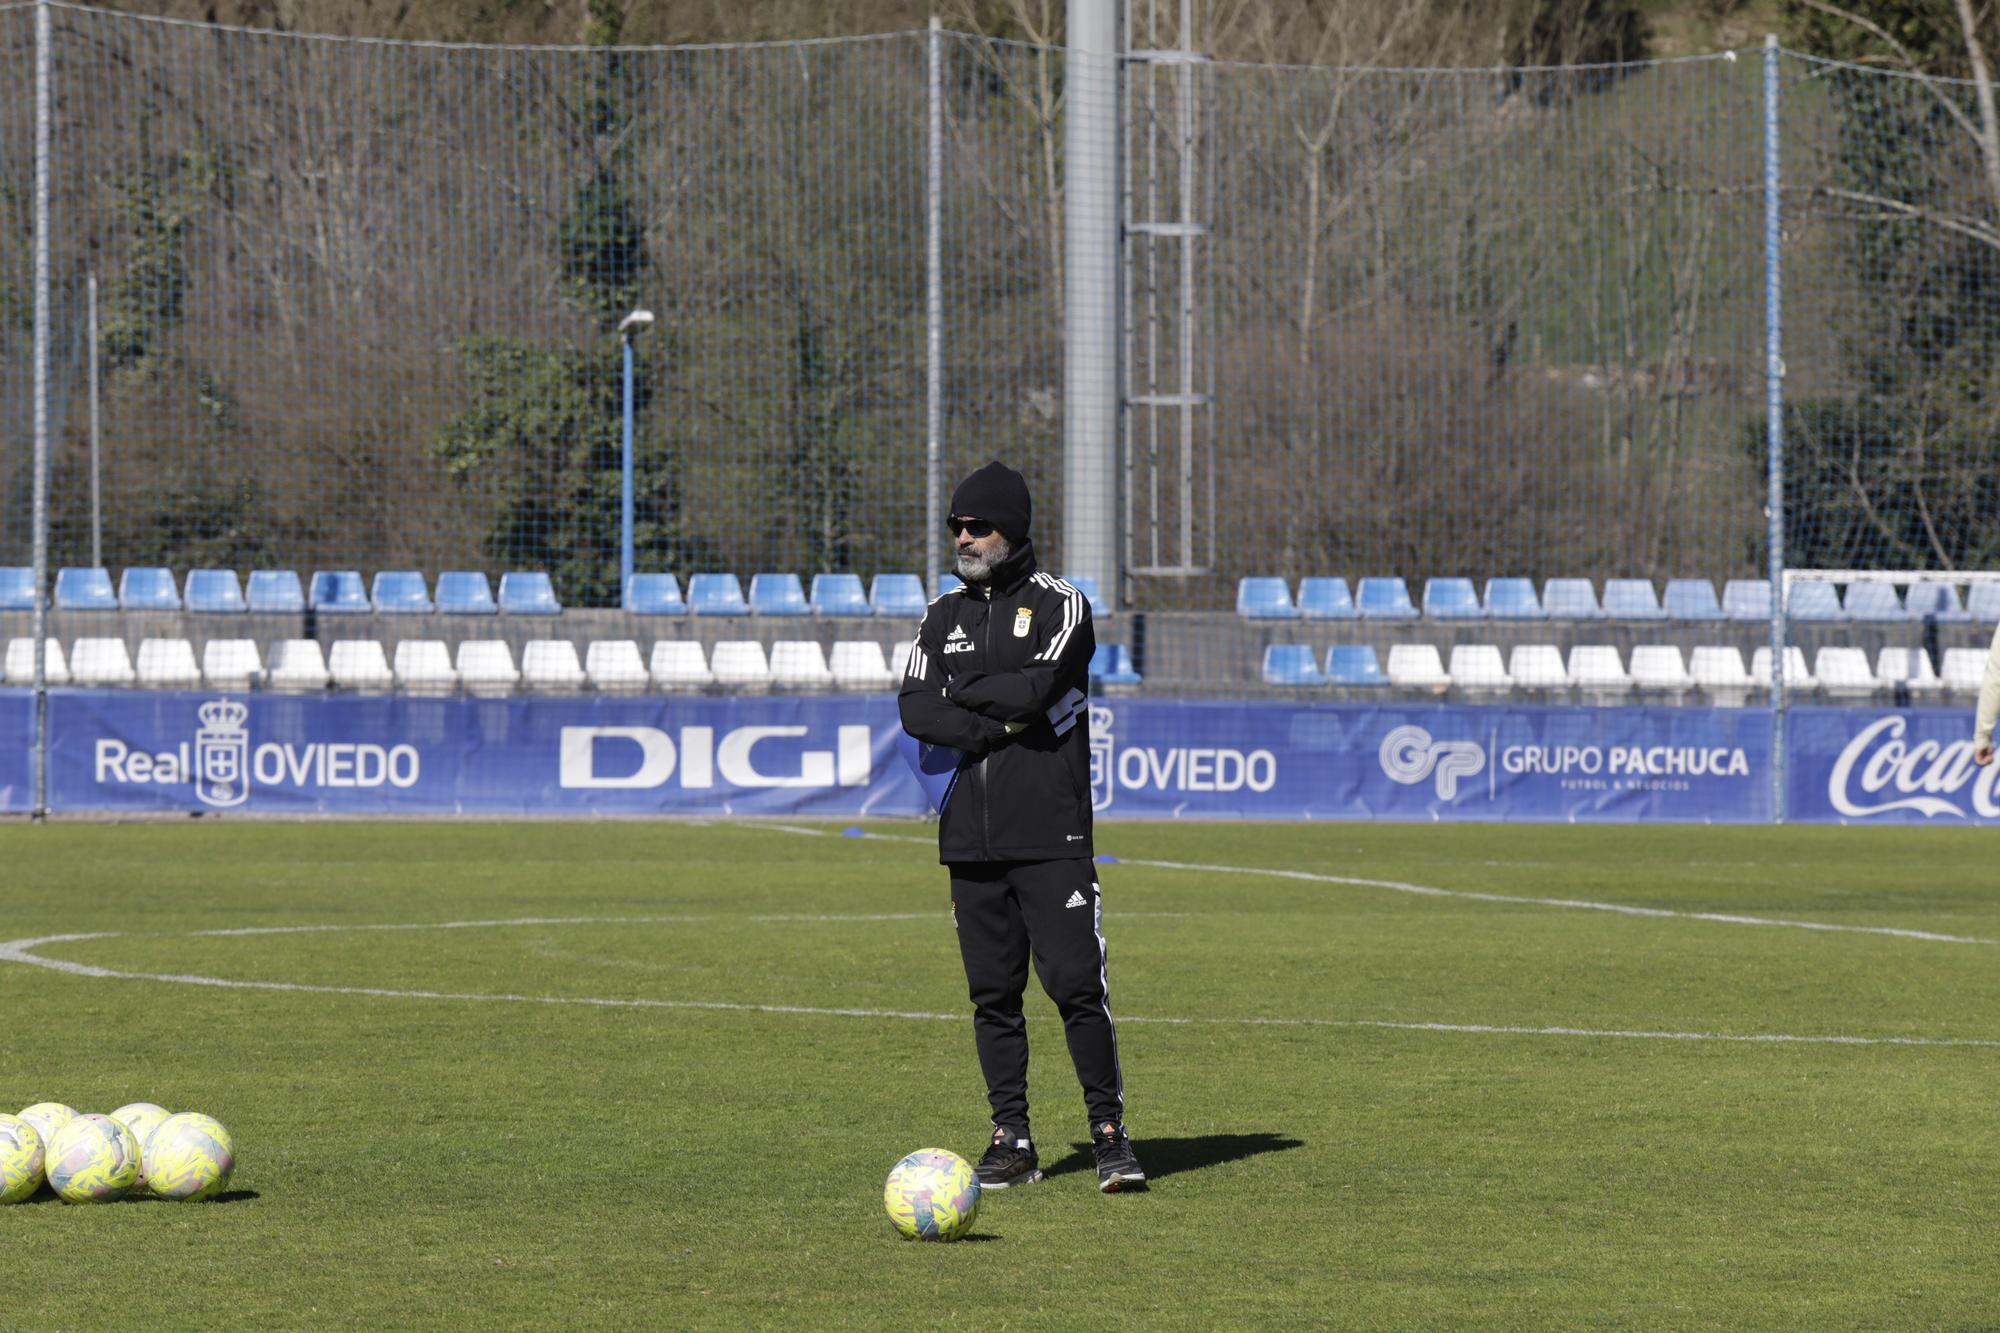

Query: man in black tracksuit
898 460 1145 1194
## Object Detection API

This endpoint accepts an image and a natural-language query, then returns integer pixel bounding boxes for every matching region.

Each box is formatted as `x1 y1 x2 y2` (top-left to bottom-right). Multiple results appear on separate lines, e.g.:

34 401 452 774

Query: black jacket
897 540 1095 864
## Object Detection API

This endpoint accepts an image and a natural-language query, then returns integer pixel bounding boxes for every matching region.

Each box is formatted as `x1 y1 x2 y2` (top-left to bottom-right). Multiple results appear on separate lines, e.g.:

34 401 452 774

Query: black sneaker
975 1126 1043 1190
1091 1122 1147 1193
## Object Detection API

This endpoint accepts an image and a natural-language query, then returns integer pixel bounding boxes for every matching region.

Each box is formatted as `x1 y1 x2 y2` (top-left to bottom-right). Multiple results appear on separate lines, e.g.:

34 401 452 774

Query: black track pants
949 858 1124 1138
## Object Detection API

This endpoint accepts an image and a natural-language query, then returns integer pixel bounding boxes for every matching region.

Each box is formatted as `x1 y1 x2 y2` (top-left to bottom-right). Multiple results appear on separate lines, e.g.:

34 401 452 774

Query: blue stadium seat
1356 577 1418 619
1787 581 1845 622
627 573 686 615
1969 583 2000 623
435 571 498 615
371 570 434 614
1236 577 1299 620
246 570 306 614
498 571 561 615
1722 579 1771 620
1662 578 1724 620
309 570 371 614
1262 644 1328 687
118 567 181 612
748 573 810 617
1089 643 1142 688
184 569 246 614
1905 580 1970 623
1483 577 1545 619
1296 577 1356 620
687 573 749 616
936 572 964 597
1542 578 1603 619
1601 579 1666 620
55 567 117 611
0 567 33 611
810 573 873 618
1063 575 1108 617
870 574 929 618
1325 644 1388 686
1841 582 1905 622
1421 577 1483 619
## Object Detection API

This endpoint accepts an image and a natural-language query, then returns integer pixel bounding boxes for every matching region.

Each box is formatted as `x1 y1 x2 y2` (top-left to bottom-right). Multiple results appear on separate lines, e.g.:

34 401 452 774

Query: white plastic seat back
1568 644 1632 692
394 640 457 694
5 637 69 685
1941 647 1986 693
709 641 773 692
457 640 520 696
1507 643 1569 690
136 638 202 690
70 637 137 687
201 639 262 691
585 640 649 693
649 640 714 691
769 640 834 691
1628 645 1693 692
1445 644 1508 691
1874 646 1941 693
266 639 330 692
522 640 587 692
1385 643 1448 690
888 639 916 681
329 640 394 692
1812 646 1876 696
829 641 894 691
1750 646 1816 690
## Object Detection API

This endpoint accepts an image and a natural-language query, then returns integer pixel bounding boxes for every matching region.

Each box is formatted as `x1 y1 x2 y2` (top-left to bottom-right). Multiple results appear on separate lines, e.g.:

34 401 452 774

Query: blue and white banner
5 689 1989 824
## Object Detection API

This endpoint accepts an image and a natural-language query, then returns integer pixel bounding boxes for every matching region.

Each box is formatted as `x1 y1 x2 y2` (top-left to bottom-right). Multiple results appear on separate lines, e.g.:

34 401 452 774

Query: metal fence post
31 0 51 821
925 15 944 589
1763 32 1787 825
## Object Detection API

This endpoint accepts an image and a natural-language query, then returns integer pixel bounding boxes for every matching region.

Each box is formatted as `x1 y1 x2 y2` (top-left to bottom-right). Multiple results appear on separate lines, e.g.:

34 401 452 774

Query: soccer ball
883 1148 980 1242
144 1112 235 1201
109 1103 171 1187
45 1114 140 1203
0 1114 44 1204
17 1101 77 1151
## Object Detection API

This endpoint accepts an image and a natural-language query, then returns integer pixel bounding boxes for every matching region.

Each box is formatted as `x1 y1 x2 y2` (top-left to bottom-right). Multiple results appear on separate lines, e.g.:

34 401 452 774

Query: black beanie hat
950 461 1032 544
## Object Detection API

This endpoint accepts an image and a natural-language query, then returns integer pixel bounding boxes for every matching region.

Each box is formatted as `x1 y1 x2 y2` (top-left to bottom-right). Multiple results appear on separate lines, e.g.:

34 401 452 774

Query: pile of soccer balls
883 1148 980 1242
0 1101 235 1204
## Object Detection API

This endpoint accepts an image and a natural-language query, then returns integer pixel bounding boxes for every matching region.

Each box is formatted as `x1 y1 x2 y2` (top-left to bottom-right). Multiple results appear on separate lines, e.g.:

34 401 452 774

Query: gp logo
1379 725 1485 800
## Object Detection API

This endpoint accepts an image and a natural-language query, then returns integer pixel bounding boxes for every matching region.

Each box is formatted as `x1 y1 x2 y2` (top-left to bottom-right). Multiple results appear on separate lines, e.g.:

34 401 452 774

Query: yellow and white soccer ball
0 1114 45 1204
883 1148 980 1242
45 1114 140 1203
110 1103 171 1187
144 1112 234 1201
17 1102 77 1153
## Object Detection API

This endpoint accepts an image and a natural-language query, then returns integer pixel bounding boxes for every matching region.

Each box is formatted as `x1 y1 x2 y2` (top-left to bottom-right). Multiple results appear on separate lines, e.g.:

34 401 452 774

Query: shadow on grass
1040 1132 1303 1184
18 1186 259 1205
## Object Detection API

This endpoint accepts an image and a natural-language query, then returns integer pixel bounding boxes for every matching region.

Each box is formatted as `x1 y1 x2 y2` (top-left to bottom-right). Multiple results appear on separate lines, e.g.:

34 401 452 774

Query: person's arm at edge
1974 620 2000 764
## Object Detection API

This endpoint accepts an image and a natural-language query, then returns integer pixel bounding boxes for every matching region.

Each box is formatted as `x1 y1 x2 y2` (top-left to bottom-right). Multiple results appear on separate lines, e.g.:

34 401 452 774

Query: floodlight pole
31 0 50 820
618 309 654 610
1763 34 1787 825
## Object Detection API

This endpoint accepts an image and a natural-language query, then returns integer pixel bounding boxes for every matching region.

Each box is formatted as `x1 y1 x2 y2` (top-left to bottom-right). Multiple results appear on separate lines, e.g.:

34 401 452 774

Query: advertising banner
1785 705 2000 825
0 692 30 813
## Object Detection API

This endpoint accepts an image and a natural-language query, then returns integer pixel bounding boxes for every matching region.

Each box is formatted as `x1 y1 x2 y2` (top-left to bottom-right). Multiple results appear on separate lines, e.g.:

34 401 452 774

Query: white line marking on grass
765 825 1995 946
0 927 1994 1049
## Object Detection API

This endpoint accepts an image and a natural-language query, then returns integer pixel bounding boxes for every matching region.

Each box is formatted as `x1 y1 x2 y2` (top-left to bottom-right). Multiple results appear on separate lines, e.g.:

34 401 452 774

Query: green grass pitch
1 820 1996 1329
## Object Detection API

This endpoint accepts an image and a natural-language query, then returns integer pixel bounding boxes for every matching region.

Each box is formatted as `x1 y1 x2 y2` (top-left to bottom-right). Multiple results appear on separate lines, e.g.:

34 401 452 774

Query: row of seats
1236 576 2000 623
2 637 1145 695
1262 642 1982 695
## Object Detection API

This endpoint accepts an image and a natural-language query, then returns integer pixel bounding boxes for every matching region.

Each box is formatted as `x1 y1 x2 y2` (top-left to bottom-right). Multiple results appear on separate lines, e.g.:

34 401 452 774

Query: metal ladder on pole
1122 0 1212 579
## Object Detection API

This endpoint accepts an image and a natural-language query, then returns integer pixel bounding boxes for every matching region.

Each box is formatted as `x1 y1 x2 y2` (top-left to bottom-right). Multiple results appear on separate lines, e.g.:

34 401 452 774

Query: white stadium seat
888 639 916 681
202 639 263 691
1507 643 1570 690
649 641 714 692
1812 646 1874 697
1750 646 1816 692
1628 644 1694 694
457 640 520 697
709 641 772 692
829 640 894 692
136 638 202 690
1568 644 1632 695
1689 645 1754 705
1874 646 1942 695
329 640 395 692
1385 643 1449 691
1445 644 1509 692
265 639 330 692
585 640 649 693
521 640 587 692
1941 647 1986 694
4 637 69 686
394 640 457 695
768 640 834 692
70 637 137 687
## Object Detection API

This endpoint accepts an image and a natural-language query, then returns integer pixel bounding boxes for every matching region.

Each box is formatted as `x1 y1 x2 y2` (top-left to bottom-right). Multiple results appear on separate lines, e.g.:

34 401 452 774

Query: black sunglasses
947 517 995 538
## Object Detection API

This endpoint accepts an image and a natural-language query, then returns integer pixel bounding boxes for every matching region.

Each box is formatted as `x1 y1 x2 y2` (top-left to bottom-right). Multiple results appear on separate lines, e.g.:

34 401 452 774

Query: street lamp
618 309 655 609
